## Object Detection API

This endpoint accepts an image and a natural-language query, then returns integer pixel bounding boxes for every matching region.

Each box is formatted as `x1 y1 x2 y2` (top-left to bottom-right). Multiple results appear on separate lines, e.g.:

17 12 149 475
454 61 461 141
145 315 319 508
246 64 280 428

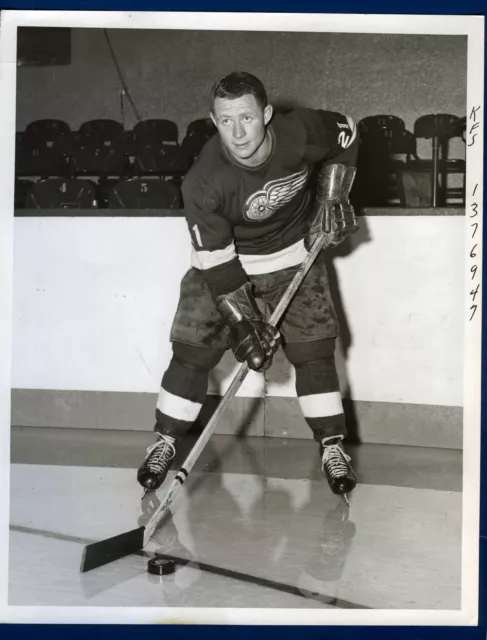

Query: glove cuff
317 164 357 203
216 282 263 329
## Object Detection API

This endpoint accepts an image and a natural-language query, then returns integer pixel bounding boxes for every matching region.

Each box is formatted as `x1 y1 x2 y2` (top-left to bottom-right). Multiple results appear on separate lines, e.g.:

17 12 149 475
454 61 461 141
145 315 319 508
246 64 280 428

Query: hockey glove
307 163 358 249
216 282 280 372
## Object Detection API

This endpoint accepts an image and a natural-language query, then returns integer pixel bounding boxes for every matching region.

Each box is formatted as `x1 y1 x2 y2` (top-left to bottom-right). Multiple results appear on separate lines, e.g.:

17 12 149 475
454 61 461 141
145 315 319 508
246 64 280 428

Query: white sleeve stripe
191 242 237 270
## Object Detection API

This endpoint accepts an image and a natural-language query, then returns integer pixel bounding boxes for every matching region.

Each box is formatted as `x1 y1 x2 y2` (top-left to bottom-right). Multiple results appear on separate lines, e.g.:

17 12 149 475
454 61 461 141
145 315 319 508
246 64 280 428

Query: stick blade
80 526 145 573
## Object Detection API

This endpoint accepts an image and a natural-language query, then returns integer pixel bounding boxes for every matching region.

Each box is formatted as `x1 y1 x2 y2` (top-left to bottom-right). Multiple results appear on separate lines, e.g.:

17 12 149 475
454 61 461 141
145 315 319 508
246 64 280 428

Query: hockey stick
80 229 328 573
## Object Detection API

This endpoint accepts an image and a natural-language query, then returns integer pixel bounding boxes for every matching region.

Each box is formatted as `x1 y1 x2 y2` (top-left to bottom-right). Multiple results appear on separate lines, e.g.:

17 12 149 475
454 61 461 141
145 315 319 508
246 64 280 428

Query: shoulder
271 109 308 137
183 137 223 187
182 136 234 209
271 107 354 144
183 134 234 189
279 107 355 131
274 107 358 159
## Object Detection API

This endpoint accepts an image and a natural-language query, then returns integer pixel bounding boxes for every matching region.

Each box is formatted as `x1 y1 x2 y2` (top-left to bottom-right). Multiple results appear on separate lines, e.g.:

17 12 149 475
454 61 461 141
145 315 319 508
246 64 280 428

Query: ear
210 110 217 127
264 104 273 125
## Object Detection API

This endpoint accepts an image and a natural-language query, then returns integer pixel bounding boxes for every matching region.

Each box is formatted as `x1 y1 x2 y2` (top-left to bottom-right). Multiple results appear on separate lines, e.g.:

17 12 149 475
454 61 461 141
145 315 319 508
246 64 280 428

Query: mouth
234 142 250 149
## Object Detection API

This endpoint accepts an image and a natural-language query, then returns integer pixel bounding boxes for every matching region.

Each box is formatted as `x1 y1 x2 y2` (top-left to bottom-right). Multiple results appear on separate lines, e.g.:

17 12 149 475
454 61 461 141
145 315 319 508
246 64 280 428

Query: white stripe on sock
298 391 343 418
156 389 202 422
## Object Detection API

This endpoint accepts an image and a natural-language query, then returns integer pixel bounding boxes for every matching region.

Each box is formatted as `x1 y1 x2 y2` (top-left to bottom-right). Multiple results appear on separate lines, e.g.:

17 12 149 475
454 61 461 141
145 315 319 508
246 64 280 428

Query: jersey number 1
192 224 203 247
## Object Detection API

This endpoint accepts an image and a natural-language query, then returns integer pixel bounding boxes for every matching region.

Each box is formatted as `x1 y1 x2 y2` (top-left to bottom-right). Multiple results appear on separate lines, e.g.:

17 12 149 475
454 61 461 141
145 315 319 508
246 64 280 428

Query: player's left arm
303 108 359 166
304 109 360 245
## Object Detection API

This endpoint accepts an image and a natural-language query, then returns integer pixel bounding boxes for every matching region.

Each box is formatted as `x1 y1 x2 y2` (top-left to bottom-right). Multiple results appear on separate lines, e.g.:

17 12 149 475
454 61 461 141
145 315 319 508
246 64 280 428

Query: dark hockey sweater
181 107 359 299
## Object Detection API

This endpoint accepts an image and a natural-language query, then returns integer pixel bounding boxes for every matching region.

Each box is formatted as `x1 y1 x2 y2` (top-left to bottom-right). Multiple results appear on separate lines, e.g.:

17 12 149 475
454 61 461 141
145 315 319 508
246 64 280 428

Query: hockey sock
154 343 225 438
154 358 208 437
294 358 346 443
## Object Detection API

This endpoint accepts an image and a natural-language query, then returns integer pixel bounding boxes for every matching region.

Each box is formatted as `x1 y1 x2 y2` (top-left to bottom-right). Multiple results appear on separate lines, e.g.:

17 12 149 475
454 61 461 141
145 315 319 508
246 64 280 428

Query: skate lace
145 434 176 474
321 438 352 479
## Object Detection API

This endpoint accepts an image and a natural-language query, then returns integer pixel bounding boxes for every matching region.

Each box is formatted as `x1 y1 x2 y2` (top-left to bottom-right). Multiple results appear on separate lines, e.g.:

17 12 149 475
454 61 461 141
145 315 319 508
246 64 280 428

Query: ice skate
137 433 177 495
320 435 357 501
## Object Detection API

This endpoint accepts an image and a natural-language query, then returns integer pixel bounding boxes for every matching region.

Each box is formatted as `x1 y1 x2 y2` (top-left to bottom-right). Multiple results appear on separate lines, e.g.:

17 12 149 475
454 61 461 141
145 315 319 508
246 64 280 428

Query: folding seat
68 135 129 178
130 119 189 176
358 115 405 136
132 119 179 144
15 136 68 178
181 118 217 165
412 113 466 206
132 144 190 176
107 178 181 209
24 119 71 145
24 178 98 209
353 120 418 207
78 119 124 144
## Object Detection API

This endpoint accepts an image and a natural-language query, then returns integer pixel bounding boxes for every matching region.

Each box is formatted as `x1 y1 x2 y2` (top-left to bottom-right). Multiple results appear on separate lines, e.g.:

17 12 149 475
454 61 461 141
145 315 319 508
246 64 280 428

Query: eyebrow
217 111 253 119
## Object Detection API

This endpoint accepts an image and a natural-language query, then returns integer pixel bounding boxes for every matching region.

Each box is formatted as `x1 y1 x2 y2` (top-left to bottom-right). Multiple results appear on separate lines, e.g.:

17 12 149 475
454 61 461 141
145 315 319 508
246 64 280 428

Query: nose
233 121 245 140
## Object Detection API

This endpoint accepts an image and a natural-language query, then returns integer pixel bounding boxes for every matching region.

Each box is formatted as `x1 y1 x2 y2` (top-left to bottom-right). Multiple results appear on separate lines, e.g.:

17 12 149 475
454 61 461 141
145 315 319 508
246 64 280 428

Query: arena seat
132 119 179 144
107 178 181 209
181 118 217 165
412 113 466 205
24 119 71 144
127 119 187 176
353 120 414 206
132 144 190 176
25 178 98 209
69 136 129 178
15 139 69 178
78 119 124 144
358 115 406 136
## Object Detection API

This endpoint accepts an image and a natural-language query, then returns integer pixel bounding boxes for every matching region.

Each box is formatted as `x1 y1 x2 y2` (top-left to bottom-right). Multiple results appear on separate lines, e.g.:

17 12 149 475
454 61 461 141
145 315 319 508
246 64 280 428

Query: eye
221 119 230 126
243 116 252 123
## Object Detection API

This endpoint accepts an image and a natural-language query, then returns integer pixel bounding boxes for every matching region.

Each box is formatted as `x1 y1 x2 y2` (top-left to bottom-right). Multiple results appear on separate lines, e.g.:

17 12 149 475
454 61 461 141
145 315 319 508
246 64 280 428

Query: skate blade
342 493 350 507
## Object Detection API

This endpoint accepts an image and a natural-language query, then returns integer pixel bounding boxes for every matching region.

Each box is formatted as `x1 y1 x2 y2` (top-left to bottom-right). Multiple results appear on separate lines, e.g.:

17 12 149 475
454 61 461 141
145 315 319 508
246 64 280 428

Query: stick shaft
143 232 327 544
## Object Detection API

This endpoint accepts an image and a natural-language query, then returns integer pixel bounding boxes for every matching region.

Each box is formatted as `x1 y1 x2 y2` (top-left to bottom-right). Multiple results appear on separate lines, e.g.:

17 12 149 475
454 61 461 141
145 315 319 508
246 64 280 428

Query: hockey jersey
181 107 359 300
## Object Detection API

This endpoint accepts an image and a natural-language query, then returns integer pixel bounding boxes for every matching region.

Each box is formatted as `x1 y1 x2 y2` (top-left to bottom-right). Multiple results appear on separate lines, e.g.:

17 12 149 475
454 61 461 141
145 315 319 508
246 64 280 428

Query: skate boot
320 435 357 500
137 432 177 493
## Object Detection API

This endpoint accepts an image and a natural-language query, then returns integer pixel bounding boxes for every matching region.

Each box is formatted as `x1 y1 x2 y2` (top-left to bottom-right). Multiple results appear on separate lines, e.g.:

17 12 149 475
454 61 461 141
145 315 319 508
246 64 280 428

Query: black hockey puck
147 557 176 576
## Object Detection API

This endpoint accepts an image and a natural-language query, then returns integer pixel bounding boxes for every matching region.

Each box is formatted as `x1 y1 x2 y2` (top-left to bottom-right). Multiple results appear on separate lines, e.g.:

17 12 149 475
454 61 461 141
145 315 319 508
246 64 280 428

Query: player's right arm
181 172 280 372
182 172 247 299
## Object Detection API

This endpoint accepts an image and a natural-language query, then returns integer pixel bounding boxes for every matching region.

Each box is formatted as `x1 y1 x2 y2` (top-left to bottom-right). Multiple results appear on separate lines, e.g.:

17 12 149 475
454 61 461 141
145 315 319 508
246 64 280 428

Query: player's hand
229 320 280 371
306 201 359 250
307 163 359 250
328 201 359 245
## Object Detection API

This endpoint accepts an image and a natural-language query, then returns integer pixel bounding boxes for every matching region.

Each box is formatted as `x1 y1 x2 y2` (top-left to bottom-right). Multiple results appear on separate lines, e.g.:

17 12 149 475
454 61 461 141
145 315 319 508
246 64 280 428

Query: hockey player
137 71 359 500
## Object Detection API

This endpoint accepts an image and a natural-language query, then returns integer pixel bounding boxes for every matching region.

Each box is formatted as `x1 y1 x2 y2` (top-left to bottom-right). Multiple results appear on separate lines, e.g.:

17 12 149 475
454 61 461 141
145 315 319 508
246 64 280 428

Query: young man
137 71 359 500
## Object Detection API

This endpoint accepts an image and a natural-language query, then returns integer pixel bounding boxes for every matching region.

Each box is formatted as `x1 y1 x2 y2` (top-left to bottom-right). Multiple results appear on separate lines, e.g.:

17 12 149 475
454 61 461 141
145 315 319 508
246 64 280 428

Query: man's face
211 94 273 164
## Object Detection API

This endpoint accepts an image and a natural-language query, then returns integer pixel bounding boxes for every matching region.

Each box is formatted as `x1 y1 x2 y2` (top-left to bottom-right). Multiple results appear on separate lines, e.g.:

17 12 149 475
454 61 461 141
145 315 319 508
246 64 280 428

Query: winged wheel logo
243 165 309 221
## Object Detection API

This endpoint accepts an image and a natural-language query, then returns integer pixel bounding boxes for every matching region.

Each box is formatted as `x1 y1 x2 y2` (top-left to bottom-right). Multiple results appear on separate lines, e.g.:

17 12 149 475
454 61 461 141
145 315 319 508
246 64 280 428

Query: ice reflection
136 466 359 608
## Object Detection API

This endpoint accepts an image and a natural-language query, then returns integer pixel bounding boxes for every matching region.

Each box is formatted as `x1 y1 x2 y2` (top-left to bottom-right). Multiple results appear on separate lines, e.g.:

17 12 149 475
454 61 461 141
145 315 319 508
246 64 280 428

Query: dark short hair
210 72 268 111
